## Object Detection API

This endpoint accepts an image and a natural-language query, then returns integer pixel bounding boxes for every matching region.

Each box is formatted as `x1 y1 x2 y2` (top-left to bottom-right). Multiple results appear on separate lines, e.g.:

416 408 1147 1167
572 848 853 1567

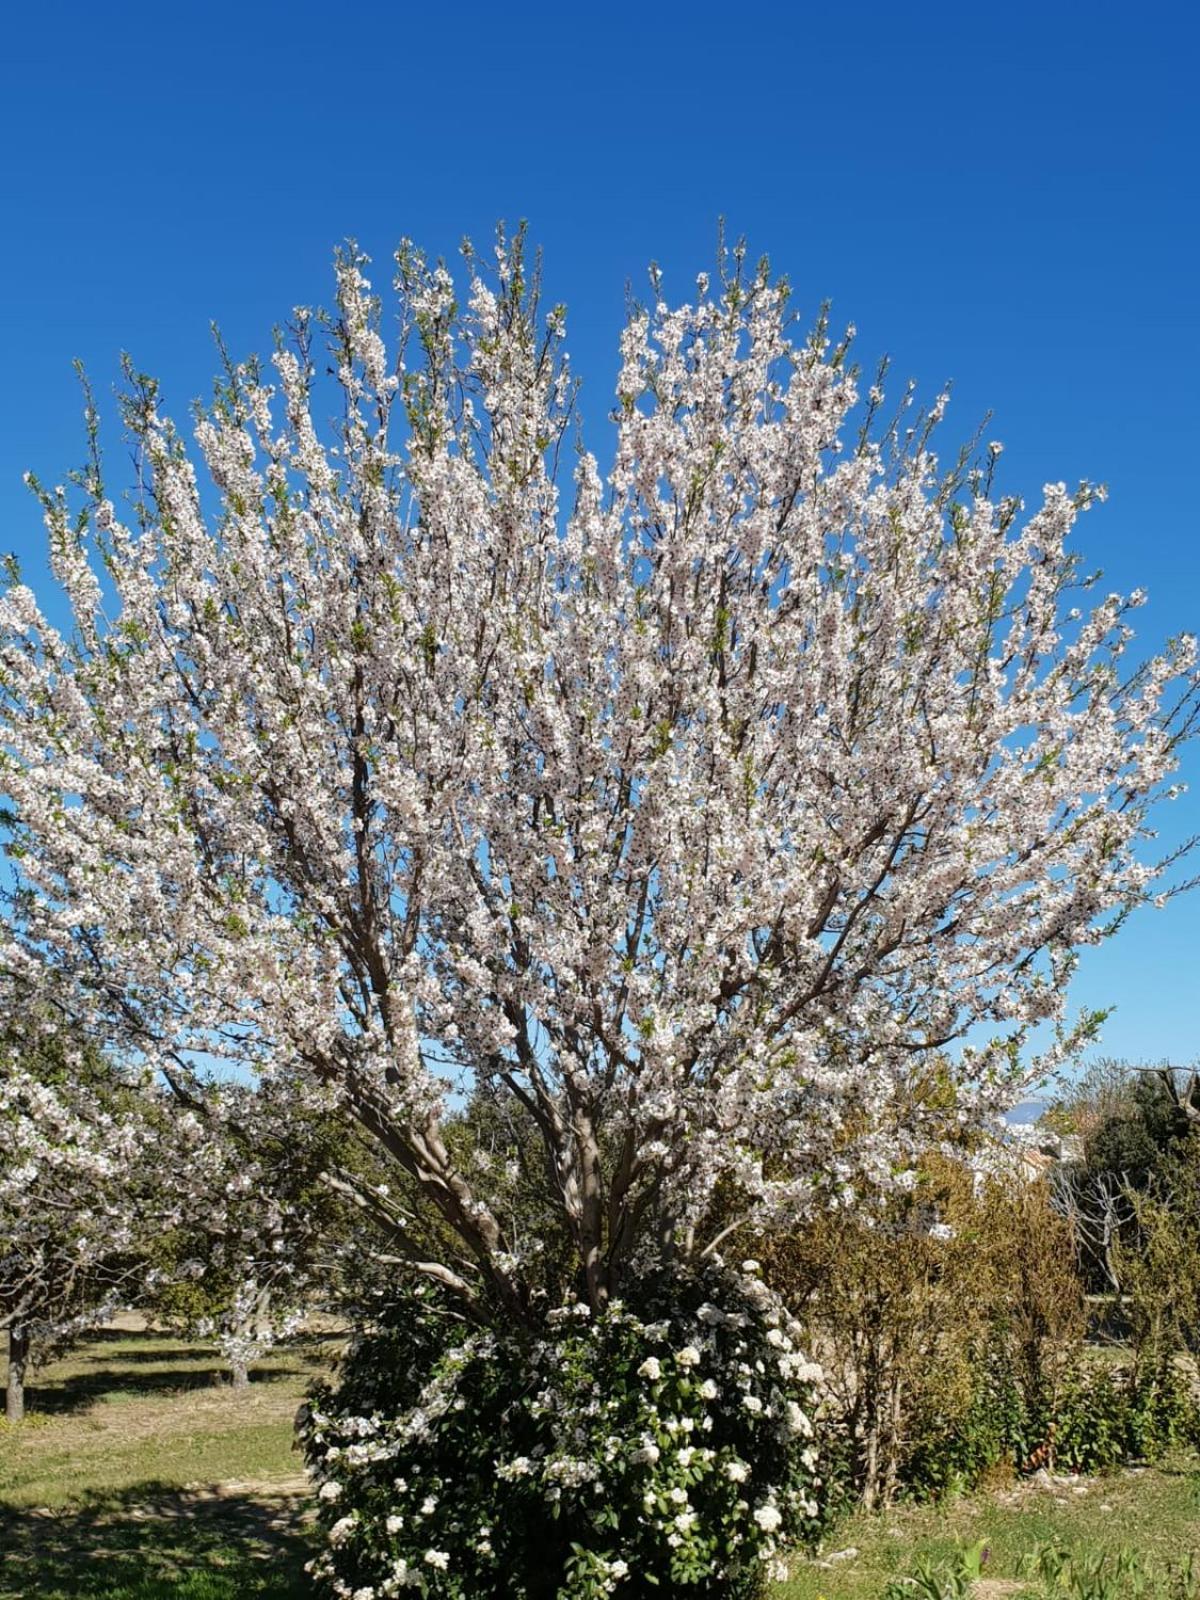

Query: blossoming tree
147 1074 380 1386
0 1000 364 1410
1 231 1196 1332
0 1013 174 1421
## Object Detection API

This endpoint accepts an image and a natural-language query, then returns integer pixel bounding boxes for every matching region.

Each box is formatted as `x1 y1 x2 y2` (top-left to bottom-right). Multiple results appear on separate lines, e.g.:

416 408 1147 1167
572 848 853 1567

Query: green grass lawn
777 1457 1200 1598
4 1327 1200 1598
0 1325 334 1599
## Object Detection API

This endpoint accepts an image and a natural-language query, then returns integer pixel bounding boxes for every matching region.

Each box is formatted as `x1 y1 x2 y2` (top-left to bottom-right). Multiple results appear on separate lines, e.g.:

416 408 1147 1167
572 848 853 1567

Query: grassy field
0 1325 333 1599
777 1458 1200 1597
3 1328 1200 1598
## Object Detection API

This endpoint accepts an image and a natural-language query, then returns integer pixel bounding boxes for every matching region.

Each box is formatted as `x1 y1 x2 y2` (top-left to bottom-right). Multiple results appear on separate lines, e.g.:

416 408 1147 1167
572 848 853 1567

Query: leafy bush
301 1261 826 1598
1022 1542 1200 1599
792 1154 1200 1504
1050 1355 1200 1473
901 1348 1030 1497
768 1163 1085 1506
907 1345 1200 1491
882 1540 987 1599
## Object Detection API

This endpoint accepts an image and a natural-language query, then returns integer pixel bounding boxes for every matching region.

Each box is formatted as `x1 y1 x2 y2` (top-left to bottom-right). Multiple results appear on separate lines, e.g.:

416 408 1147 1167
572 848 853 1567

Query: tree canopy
2 231 1196 1322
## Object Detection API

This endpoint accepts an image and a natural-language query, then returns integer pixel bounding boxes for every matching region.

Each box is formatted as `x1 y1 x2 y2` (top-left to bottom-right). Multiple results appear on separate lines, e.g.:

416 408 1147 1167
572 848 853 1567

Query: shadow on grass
0 1482 313 1599
23 1366 305 1416
13 1327 337 1422
70 1345 219 1365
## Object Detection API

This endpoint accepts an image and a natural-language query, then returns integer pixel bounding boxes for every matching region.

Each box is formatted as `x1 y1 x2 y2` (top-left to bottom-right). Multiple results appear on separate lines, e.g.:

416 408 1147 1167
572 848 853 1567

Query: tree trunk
882 1375 904 1506
6 1324 29 1424
861 1415 879 1511
860 1363 881 1511
230 1356 251 1389
854 1322 895 1512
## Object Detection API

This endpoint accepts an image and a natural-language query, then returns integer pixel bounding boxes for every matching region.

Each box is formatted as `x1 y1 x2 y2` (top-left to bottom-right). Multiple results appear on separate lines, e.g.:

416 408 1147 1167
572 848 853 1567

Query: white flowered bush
300 1261 826 1598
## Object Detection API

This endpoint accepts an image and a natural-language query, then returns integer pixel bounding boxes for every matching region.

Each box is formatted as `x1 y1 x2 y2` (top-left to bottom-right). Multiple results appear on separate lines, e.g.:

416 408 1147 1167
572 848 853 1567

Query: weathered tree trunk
6 1324 29 1424
859 1359 881 1511
230 1356 251 1390
882 1375 904 1506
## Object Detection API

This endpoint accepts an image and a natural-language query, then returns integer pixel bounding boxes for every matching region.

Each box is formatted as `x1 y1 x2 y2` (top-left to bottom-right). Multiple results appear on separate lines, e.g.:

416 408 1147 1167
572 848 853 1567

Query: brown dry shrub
763 1158 1084 1506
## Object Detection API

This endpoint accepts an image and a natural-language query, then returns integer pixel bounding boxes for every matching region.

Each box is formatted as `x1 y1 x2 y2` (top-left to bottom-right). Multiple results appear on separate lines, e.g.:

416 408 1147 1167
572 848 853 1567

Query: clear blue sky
2 0 1197 1073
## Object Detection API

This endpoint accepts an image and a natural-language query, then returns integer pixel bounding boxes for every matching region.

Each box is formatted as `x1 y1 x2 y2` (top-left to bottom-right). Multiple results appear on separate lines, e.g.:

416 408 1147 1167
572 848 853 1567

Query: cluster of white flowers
302 1265 827 1595
0 1053 154 1345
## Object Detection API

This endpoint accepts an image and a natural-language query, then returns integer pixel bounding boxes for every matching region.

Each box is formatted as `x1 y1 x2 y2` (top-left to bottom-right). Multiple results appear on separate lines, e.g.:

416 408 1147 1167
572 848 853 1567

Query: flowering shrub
301 1262 825 1598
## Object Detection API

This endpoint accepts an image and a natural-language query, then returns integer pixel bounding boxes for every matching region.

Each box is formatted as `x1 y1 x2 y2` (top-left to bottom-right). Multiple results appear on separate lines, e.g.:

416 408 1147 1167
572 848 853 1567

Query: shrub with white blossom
301 1261 824 1598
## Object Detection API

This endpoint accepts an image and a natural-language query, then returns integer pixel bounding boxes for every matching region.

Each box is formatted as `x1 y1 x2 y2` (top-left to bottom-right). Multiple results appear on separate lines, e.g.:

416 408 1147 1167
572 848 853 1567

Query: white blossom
2 232 1194 1333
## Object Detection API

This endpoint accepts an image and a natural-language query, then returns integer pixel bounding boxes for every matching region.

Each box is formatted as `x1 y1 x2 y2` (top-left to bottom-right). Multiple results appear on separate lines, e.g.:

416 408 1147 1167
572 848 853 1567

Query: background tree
146 1075 368 1385
0 1012 185 1421
1049 1058 1200 1290
1112 1142 1200 1378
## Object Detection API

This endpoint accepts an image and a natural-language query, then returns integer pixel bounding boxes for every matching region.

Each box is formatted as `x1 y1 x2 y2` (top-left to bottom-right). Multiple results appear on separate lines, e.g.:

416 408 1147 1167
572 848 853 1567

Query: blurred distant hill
1005 1100 1047 1125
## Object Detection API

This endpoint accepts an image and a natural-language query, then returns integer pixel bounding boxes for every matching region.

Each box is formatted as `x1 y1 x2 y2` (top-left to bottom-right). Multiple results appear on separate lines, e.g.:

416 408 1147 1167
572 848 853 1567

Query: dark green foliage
1085 1073 1195 1192
1051 1357 1200 1473
901 1346 1200 1499
301 1265 826 1599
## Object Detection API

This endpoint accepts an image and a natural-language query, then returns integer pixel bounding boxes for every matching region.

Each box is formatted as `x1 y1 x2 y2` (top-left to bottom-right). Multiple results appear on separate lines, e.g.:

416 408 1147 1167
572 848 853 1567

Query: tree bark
883 1375 904 1506
230 1357 250 1389
6 1324 29 1424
